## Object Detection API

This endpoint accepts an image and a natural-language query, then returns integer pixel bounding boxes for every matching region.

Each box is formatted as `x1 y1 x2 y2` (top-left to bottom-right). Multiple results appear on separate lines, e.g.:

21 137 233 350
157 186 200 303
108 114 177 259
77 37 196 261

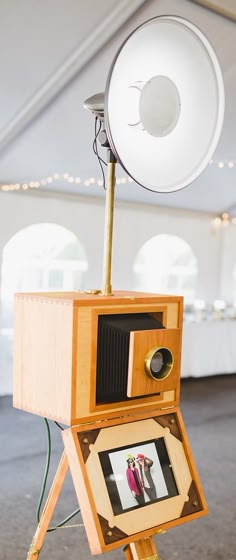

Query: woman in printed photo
126 454 145 506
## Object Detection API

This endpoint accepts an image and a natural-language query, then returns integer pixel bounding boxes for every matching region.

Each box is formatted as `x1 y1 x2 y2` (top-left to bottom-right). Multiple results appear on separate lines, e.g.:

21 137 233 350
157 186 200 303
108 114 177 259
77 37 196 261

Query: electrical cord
36 417 80 532
54 421 64 430
92 117 101 157
93 117 106 190
36 418 51 525
47 507 81 532
93 117 107 166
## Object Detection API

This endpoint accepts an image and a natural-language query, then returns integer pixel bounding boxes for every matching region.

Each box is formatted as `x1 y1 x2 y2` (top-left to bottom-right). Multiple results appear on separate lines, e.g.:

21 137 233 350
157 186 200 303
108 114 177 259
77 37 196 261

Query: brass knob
84 289 101 295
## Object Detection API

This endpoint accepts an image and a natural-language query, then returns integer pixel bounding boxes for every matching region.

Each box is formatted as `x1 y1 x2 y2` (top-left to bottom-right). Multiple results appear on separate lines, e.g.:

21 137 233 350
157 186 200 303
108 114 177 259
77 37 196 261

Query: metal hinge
160 405 175 410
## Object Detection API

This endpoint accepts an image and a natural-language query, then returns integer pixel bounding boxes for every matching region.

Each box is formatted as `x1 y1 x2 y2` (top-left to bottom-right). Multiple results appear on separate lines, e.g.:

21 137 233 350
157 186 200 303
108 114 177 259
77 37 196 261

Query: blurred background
0 1 236 559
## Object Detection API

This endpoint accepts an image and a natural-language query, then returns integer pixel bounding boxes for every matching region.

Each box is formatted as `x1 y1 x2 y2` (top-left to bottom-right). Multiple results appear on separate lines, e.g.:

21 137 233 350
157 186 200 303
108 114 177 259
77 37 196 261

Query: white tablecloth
181 320 236 377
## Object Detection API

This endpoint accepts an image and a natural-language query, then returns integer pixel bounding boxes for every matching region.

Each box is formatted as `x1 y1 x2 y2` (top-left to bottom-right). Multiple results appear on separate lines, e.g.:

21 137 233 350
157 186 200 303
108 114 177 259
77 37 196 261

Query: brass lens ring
145 346 173 380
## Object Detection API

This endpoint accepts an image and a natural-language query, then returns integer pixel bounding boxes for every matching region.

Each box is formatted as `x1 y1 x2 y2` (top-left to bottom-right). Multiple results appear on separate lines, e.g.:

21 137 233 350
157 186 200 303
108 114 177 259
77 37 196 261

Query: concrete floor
1 375 236 560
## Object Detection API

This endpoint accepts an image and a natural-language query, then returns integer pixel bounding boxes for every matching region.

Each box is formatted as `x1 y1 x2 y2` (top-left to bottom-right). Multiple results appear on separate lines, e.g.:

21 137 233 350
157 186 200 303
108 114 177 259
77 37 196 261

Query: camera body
14 289 208 553
13 290 183 424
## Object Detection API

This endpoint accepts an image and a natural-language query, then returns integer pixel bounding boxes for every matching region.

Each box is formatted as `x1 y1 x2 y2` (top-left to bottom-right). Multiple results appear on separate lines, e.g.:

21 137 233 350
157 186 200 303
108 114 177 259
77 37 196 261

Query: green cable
36 418 51 525
47 507 81 532
36 418 80 532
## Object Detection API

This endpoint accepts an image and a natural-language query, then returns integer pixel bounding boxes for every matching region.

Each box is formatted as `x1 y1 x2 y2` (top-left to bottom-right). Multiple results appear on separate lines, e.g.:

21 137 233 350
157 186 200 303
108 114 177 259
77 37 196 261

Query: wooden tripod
27 448 159 560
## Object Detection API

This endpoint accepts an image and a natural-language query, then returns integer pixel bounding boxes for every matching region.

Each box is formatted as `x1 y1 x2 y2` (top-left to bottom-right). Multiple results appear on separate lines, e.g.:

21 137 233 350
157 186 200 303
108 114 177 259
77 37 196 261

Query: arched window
133 234 198 303
0 223 88 393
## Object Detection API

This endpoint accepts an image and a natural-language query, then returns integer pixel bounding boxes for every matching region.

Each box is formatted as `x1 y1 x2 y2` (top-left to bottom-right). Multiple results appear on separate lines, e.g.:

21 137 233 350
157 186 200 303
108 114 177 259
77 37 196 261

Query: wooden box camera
13 291 183 425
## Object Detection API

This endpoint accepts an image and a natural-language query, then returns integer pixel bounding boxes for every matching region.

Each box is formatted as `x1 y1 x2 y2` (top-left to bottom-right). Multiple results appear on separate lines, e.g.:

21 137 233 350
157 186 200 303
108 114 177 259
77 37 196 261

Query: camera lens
150 351 164 375
145 347 173 380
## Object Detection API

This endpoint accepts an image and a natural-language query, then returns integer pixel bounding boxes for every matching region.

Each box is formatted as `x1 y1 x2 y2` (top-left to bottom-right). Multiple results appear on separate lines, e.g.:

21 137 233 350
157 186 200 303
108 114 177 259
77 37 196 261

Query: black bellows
96 313 164 404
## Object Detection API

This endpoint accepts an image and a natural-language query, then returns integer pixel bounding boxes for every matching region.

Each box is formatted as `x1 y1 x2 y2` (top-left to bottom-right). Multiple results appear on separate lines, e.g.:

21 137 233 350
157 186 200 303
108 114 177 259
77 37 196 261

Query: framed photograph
99 437 178 515
63 409 207 554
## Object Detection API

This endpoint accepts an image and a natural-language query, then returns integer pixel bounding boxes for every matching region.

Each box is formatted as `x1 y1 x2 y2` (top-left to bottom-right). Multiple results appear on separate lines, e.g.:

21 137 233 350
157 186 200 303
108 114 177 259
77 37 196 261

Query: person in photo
126 454 145 506
136 453 157 501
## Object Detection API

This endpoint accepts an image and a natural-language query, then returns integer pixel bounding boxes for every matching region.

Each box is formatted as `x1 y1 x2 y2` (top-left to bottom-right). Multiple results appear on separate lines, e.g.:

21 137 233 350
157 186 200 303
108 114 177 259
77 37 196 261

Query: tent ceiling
0 0 236 214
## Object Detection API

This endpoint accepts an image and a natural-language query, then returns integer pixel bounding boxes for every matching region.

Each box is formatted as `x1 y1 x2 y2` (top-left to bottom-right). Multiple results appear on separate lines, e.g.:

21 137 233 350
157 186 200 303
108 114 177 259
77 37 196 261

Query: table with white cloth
181 320 236 378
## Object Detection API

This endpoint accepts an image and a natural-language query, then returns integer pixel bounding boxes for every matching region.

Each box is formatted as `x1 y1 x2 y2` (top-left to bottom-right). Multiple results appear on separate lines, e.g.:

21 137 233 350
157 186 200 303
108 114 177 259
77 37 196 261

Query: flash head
83 92 104 119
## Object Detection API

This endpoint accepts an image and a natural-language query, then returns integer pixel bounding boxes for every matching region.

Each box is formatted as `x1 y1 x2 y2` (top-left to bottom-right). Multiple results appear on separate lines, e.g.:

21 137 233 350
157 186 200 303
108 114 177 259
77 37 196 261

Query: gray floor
1 375 236 560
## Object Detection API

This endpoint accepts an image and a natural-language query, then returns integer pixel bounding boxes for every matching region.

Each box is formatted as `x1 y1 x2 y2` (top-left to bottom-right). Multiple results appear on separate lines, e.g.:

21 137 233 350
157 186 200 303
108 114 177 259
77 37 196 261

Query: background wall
0 189 233 394
0 189 225 295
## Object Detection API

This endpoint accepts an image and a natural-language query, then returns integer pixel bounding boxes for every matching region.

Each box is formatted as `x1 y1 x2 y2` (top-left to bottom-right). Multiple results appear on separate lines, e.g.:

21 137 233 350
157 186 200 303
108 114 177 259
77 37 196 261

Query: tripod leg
27 450 69 560
125 537 159 560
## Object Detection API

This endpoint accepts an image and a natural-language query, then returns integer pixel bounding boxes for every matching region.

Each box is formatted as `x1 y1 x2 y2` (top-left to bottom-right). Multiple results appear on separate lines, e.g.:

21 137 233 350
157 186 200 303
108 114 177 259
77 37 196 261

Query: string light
210 159 236 168
0 173 133 193
212 217 222 227
211 212 236 229
1 159 235 193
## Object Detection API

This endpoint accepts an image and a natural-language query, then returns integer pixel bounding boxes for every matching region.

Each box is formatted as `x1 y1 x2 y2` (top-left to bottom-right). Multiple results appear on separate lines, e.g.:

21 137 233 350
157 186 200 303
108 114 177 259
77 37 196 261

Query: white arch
0 223 88 394
133 234 198 303
1 222 88 308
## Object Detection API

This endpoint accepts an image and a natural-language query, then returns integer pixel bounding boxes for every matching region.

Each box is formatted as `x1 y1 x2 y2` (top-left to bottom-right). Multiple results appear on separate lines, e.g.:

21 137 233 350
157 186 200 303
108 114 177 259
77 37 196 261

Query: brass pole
101 158 116 295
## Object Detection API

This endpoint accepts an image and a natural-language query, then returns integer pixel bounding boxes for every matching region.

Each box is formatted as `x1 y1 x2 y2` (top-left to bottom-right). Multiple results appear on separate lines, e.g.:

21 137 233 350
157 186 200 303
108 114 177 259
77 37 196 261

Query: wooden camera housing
13 289 208 554
13 290 183 425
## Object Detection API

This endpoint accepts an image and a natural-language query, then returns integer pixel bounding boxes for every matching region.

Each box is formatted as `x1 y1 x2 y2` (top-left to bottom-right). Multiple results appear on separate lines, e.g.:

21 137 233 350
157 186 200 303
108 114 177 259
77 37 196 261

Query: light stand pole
101 148 116 296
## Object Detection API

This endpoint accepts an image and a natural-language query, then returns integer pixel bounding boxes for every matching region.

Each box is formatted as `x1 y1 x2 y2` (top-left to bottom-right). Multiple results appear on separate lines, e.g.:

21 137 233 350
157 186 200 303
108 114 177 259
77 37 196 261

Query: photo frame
63 409 207 554
99 436 178 515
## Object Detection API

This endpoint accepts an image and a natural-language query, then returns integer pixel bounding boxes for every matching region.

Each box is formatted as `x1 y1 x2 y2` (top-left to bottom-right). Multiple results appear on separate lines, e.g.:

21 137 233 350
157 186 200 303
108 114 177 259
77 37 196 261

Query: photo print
99 437 178 515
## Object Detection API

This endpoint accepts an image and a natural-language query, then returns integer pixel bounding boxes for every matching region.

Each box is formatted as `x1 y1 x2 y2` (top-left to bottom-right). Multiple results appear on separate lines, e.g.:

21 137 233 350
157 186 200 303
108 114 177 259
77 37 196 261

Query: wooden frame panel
74 301 181 422
63 408 207 554
88 304 168 413
14 291 183 424
13 294 74 423
127 328 181 397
